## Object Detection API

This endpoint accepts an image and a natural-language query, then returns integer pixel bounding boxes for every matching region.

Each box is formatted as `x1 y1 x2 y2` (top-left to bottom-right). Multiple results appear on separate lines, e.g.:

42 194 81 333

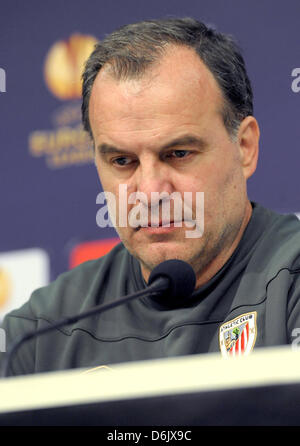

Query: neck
193 200 253 289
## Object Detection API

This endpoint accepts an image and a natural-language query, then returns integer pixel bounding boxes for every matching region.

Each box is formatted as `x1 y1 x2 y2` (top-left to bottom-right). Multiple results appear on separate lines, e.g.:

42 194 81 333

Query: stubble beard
119 211 245 287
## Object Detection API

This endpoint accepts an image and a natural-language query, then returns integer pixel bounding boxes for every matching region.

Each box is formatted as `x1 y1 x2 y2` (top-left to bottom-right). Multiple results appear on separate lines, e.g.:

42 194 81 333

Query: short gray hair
82 17 253 141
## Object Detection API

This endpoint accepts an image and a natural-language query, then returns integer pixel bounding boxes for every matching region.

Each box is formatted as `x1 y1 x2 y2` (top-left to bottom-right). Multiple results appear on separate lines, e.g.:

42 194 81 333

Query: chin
136 244 193 271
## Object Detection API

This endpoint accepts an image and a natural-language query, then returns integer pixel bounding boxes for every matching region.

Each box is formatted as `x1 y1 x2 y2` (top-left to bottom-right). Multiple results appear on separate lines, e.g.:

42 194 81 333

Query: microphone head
148 259 196 306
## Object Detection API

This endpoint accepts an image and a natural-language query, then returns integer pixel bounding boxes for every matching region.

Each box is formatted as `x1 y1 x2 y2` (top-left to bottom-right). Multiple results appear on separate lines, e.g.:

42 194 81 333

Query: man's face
89 45 257 287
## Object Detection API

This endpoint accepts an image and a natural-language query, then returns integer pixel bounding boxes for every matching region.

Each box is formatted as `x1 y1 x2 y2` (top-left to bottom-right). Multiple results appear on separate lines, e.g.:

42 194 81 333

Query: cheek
96 162 117 195
192 160 242 219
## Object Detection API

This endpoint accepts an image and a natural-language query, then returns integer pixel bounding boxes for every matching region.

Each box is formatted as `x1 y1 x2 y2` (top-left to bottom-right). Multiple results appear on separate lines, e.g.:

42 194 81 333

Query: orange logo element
44 33 98 100
69 238 120 269
0 268 12 308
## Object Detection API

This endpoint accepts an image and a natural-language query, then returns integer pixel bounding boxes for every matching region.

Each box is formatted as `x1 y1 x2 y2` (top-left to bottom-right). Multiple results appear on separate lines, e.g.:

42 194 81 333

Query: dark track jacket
1 202 300 376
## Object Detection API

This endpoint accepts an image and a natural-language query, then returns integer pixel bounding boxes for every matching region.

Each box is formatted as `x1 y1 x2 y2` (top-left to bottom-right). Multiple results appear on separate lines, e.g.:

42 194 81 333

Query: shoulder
254 203 300 261
5 242 131 322
245 203 300 282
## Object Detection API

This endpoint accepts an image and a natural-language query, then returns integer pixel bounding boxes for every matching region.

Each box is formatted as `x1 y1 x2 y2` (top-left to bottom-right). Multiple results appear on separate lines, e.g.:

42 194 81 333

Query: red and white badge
219 311 257 358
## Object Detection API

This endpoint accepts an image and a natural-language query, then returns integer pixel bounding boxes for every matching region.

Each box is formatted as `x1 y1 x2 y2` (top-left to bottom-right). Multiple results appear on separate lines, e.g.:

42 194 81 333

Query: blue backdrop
0 0 299 316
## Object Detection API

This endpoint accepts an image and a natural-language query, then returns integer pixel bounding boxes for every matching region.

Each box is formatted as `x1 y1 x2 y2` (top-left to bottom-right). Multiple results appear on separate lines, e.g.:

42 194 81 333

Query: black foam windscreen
148 259 196 302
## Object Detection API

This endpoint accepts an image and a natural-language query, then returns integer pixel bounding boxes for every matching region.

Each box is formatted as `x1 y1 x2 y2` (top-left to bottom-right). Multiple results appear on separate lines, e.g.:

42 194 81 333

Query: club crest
219 311 257 358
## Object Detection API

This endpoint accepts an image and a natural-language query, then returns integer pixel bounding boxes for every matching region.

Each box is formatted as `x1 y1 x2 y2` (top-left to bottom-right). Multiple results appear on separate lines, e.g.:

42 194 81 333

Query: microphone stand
0 277 169 378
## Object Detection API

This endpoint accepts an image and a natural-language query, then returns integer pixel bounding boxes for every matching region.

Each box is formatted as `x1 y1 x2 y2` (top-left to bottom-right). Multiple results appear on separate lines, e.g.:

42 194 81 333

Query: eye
173 150 189 158
112 156 134 166
166 150 191 159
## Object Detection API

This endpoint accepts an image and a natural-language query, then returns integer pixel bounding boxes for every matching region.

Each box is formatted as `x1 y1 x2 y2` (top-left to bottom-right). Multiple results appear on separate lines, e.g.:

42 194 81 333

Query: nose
132 157 175 208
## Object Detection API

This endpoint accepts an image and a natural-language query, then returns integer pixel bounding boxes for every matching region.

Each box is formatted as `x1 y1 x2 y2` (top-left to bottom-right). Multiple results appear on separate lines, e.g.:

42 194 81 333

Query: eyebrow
98 144 127 155
97 135 207 156
161 135 207 151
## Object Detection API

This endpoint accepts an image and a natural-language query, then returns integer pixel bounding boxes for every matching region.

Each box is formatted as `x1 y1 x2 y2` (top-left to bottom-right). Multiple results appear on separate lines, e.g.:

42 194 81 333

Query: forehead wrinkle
90 45 225 148
92 45 223 113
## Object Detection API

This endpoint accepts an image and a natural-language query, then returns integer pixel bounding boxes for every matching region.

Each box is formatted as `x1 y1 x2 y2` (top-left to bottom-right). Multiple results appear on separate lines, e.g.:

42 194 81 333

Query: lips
136 220 183 231
150 220 174 227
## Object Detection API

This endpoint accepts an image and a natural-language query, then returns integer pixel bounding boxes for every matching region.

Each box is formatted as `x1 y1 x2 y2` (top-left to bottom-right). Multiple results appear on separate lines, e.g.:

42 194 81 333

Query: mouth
136 220 182 233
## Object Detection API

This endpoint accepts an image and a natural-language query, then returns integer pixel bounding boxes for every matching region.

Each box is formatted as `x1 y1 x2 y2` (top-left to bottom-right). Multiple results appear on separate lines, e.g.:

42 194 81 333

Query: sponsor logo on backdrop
291 68 300 93
69 238 120 269
0 67 6 93
219 312 257 358
0 269 12 309
0 248 50 320
28 33 97 169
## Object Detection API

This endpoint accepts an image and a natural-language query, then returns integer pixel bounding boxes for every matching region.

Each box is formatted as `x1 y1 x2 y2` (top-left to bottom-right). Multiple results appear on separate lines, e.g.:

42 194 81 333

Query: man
1 18 300 376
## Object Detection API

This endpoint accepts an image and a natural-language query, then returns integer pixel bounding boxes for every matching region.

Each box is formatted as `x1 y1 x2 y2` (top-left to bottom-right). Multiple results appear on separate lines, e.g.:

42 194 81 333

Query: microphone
1 259 196 378
148 258 196 305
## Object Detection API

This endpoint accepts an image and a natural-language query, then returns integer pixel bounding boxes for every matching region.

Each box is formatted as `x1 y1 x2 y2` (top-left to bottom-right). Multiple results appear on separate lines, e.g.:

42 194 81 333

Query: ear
237 116 260 180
